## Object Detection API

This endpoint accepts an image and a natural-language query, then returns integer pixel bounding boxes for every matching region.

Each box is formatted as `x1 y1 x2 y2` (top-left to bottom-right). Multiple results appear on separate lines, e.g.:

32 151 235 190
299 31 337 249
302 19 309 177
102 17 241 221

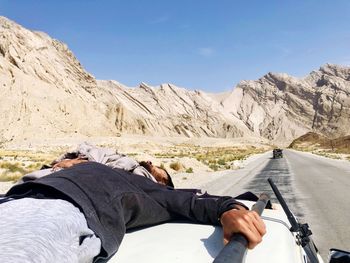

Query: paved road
203 149 350 259
285 150 350 259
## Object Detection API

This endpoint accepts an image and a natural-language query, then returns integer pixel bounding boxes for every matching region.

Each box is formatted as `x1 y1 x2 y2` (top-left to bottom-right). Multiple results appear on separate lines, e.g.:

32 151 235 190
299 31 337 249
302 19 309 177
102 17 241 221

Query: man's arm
158 190 266 248
124 173 266 248
52 158 88 170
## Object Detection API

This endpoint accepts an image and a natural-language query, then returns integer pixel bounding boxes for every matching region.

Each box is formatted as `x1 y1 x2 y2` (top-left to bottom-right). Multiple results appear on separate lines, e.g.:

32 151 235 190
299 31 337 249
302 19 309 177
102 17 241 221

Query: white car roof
111 200 321 263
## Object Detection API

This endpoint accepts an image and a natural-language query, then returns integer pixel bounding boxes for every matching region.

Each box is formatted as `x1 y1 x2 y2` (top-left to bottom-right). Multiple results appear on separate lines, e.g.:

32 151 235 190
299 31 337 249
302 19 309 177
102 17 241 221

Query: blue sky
1 0 350 92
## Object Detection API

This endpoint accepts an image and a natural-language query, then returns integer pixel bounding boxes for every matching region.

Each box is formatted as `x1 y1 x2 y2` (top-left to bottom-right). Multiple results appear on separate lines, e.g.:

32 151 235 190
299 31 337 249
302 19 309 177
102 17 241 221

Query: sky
1 0 350 92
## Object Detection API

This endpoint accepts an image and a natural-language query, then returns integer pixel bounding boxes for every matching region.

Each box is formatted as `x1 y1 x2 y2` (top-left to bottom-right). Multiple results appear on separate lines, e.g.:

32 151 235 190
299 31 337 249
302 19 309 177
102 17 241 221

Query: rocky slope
94 80 252 138
0 16 117 144
220 64 350 144
289 132 350 153
0 16 251 146
1 16 349 146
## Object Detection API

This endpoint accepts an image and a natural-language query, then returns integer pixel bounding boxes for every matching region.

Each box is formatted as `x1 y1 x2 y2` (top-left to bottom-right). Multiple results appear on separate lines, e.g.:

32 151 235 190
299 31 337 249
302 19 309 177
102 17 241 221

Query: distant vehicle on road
273 148 283 158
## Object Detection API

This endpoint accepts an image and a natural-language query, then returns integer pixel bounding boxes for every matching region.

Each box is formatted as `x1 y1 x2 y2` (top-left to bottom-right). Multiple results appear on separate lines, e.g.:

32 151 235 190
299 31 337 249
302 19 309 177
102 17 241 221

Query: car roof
111 200 306 263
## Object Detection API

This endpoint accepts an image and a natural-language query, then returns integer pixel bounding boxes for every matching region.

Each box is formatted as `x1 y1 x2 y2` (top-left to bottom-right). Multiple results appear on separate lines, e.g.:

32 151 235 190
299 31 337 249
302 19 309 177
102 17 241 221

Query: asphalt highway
203 149 350 260
284 150 350 259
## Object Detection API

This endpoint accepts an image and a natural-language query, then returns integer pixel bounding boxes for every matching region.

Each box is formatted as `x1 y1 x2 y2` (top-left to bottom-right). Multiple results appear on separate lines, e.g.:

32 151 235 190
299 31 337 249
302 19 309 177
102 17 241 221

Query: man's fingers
244 212 266 248
240 220 263 249
249 211 266 236
221 209 266 249
226 221 261 249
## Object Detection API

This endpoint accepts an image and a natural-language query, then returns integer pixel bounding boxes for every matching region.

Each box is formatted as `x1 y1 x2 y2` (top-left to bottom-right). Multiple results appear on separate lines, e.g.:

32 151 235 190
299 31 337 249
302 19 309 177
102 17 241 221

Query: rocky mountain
94 80 254 138
0 16 251 146
220 64 350 144
289 132 350 154
0 16 117 144
0 16 349 146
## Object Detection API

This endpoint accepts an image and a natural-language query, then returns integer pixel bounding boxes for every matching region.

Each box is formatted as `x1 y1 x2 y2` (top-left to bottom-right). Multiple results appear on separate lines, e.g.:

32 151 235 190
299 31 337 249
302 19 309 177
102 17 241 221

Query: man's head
139 161 174 188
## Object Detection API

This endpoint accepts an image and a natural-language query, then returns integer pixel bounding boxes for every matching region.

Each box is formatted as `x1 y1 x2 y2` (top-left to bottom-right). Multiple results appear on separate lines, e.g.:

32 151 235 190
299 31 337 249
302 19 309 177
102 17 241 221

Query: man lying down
0 162 266 263
17 142 175 187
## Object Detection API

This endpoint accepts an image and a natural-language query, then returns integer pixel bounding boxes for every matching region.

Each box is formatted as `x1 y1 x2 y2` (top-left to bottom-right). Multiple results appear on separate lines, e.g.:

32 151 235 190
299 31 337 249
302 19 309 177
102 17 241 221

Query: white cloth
0 198 101 263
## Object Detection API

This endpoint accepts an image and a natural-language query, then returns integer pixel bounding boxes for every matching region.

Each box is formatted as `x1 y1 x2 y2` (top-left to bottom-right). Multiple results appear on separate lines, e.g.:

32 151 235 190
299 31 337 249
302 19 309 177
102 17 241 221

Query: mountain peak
0 16 14 26
318 63 350 80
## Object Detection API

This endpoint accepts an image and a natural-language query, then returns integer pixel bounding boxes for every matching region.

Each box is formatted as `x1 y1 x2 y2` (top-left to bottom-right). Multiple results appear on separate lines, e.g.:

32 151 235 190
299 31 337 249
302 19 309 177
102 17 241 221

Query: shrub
26 162 43 170
185 167 193 173
209 164 218 171
0 171 23 182
218 159 226 165
170 161 182 171
0 162 27 174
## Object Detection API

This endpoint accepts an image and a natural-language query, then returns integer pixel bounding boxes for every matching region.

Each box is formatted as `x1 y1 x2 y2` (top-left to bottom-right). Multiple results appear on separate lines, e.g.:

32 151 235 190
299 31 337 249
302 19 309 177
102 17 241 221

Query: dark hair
139 161 174 188
138 161 151 171
163 169 174 188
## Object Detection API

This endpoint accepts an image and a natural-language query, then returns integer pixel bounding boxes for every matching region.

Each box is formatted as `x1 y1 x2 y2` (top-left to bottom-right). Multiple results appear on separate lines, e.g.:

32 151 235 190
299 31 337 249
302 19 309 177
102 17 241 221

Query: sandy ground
171 153 266 189
3 134 270 152
0 181 14 195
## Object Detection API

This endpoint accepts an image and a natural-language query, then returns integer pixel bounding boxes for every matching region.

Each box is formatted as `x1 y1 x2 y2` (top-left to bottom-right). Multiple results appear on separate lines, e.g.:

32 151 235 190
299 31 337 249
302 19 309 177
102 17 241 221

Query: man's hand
220 207 266 249
52 158 88 171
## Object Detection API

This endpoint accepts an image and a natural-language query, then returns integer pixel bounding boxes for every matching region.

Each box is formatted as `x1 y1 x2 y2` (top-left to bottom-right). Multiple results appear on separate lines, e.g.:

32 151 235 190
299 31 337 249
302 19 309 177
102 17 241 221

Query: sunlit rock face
0 16 250 144
220 64 350 145
0 16 116 144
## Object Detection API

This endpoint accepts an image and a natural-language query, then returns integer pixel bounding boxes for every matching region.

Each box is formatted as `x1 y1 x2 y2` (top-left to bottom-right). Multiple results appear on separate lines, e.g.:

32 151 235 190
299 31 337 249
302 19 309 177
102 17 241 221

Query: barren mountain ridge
1 16 349 147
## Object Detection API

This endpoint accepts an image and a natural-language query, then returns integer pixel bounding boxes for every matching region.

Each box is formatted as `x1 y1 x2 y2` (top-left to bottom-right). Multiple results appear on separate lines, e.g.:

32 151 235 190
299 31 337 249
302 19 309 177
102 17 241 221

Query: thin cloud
198 47 215 57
